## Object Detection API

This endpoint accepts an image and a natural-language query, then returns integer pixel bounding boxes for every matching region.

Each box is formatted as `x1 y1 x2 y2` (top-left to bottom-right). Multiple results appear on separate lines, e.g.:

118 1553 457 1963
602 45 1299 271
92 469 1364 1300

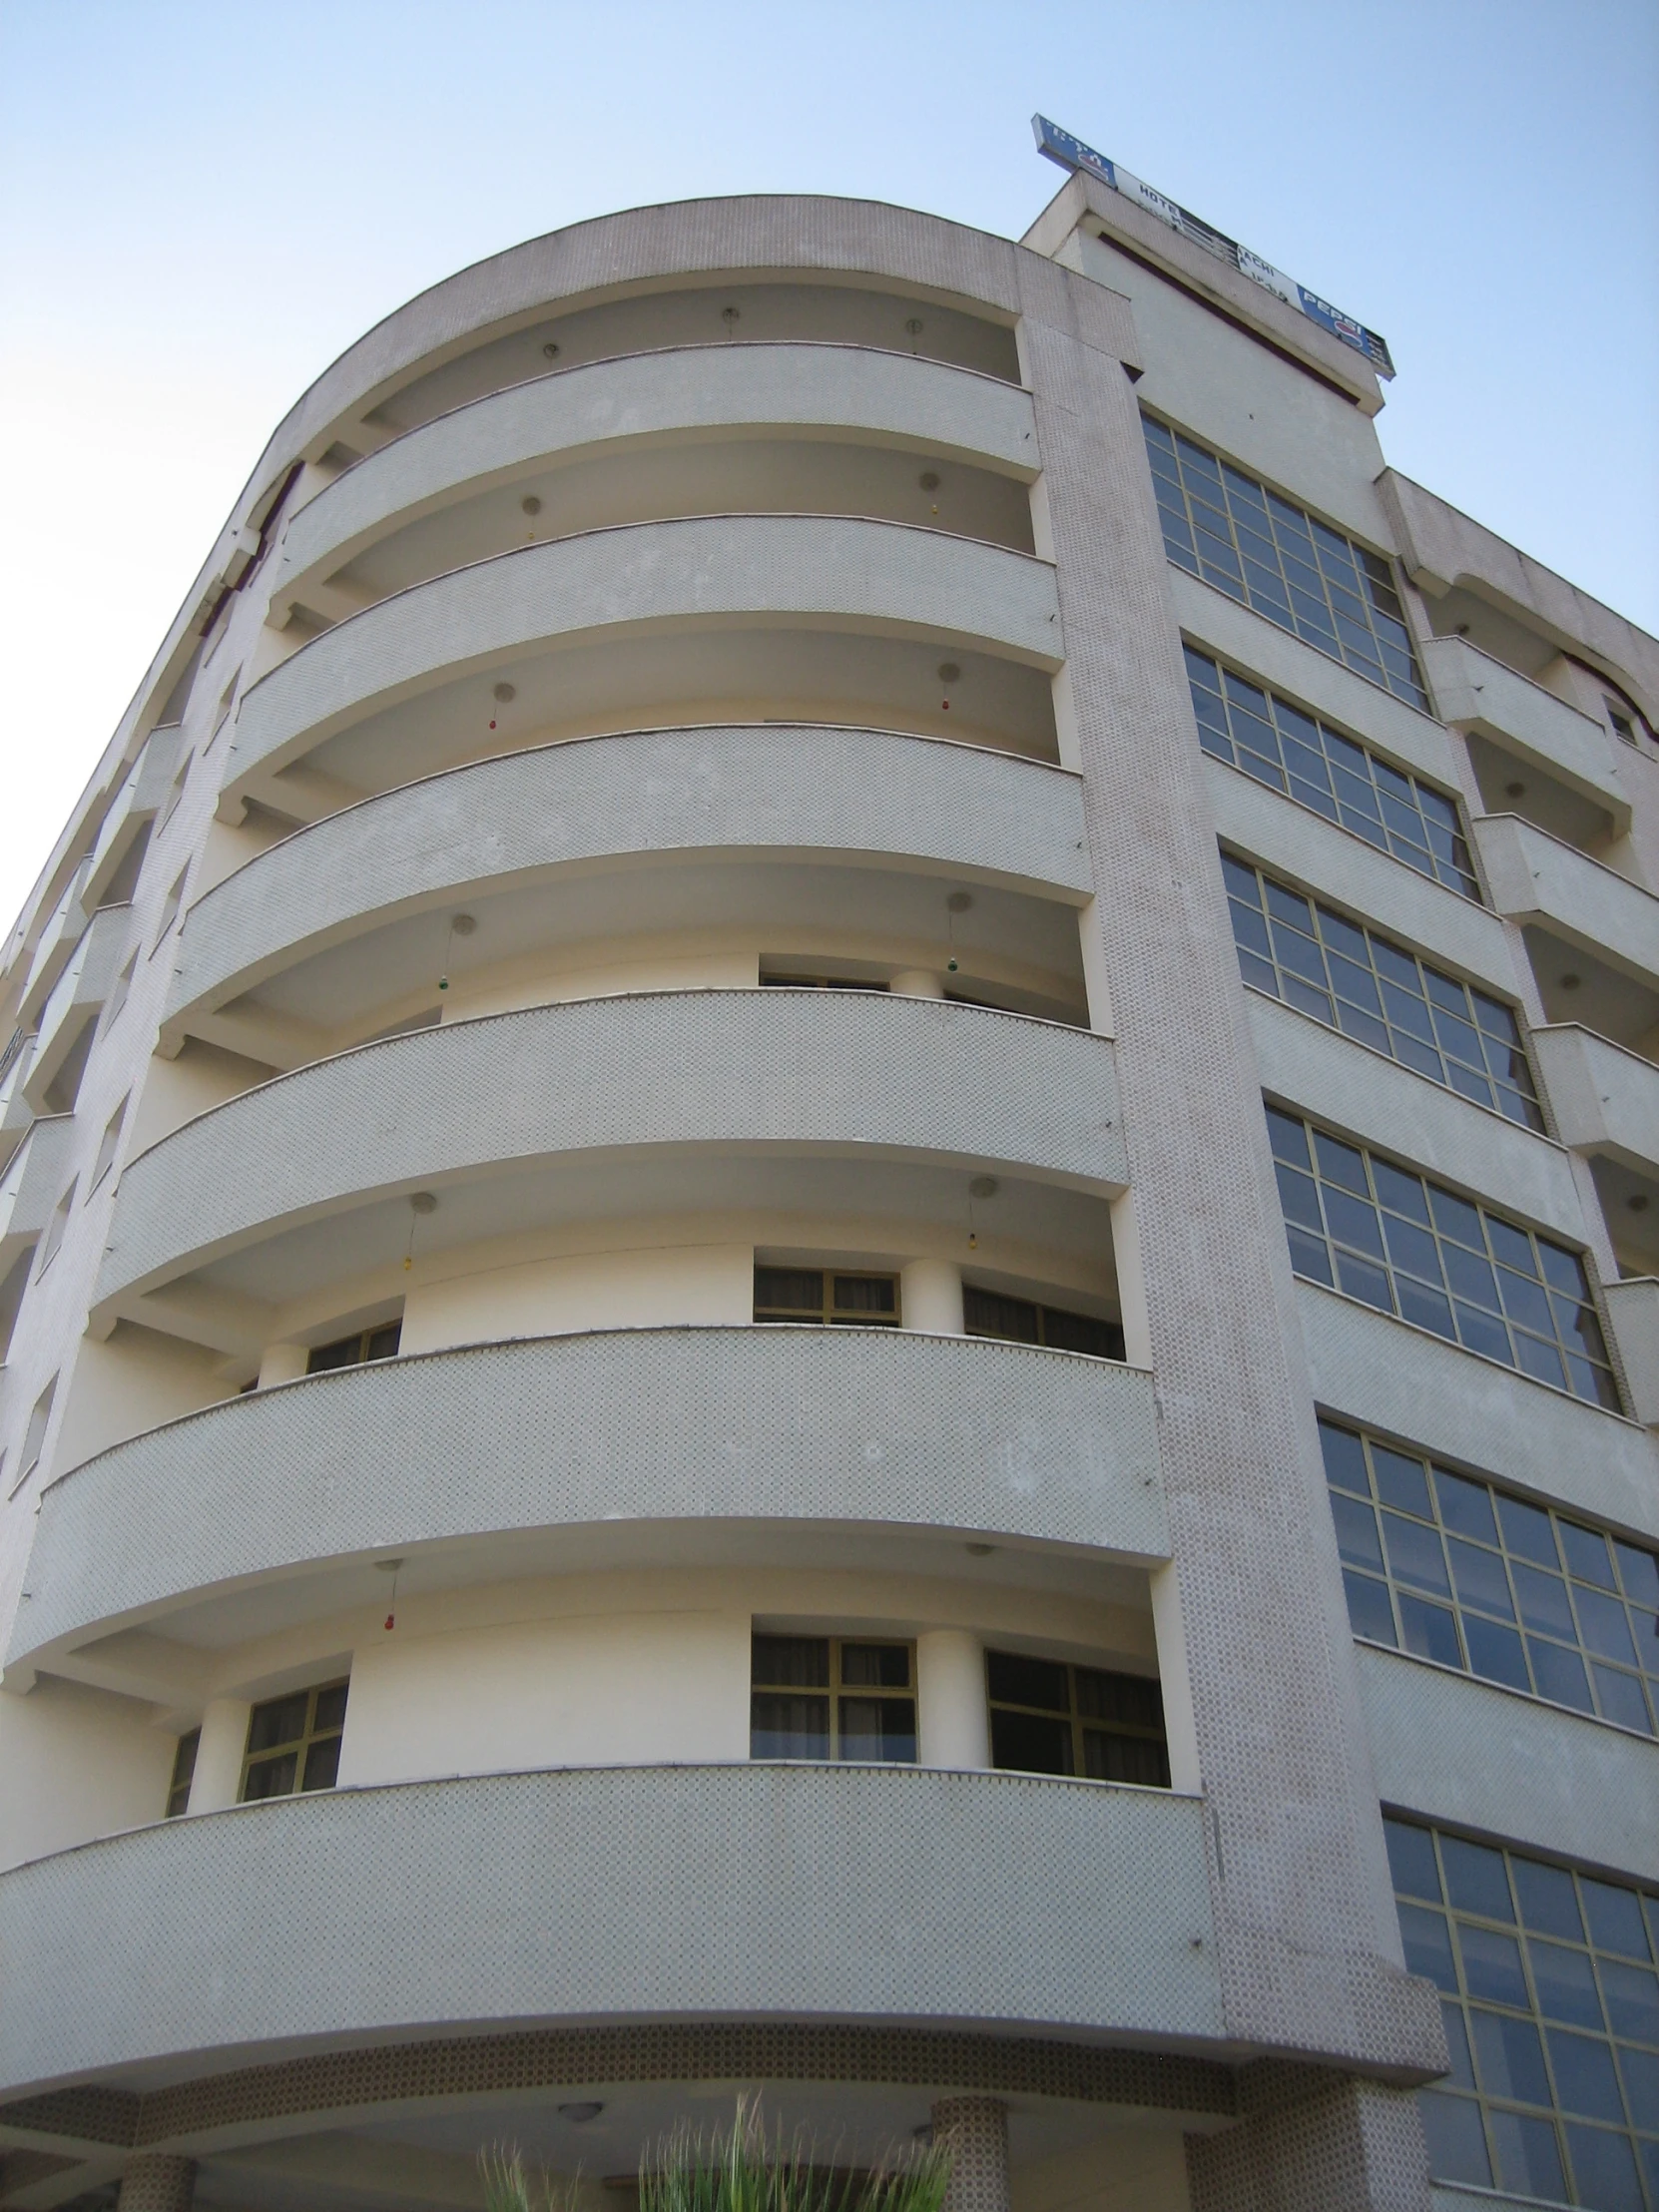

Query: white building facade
0 172 1655 2212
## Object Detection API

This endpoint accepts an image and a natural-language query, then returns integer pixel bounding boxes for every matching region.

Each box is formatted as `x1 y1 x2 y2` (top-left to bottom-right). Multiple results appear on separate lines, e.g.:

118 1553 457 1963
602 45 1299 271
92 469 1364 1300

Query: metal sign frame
1033 115 1395 379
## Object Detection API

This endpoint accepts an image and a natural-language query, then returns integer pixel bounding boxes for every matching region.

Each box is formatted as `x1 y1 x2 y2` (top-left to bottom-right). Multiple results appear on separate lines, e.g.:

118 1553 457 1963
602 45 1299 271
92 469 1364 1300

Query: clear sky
1 0 1655 936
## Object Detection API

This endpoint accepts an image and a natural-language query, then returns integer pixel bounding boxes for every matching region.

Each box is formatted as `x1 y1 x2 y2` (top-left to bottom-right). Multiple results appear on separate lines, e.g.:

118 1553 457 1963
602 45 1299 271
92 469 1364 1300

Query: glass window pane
1561 1521 1619 1590
1319 1420 1371 1493
1448 1538 1515 1620
1598 1957 1659 2042
1471 2009 1551 2105
300 1735 341 1792
1576 1587 1639 1666
1613 1541 1659 1608
1434 1468 1499 1546
1332 1493 1384 1571
1442 1837 1515 1921
1458 1924 1529 2007
1583 1880 1653 1960
1384 1514 1451 1596
1487 2110 1565 2201
242 1752 298 1801
752 1635 830 1687
751 1693 830 1759
1383 1819 1443 1902
247 1693 308 1755
1462 1615 1529 1693
1514 1859 1584 1943
832 1274 896 1315
1563 2125 1644 2212
1513 1565 1576 1638
1344 1569 1397 1645
985 1650 1069 1711
1546 2028 1626 2120
1499 1495 1561 1567
1619 2044 1659 2129
755 1268 824 1313
1398 1903 1457 1988
1398 1594 1462 1667
839 1642 910 1688
1530 1638 1595 1713
1372 1446 1433 1519
1416 2089 1492 2188
1530 1938 1605 2028
989 1707 1071 1776
312 1683 348 1734
838 1696 916 1763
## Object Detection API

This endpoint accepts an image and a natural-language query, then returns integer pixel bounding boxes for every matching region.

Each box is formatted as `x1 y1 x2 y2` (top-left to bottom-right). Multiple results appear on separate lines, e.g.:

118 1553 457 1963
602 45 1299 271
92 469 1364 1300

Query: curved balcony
10 1327 1163 1674
251 196 1141 501
165 729 1090 1054
96 992 1124 1329
270 343 1040 623
0 1763 1217 2094
223 516 1063 817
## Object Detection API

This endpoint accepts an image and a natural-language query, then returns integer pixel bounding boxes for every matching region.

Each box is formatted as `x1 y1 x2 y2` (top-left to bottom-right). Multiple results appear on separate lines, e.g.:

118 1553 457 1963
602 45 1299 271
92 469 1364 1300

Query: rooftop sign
1033 115 1395 379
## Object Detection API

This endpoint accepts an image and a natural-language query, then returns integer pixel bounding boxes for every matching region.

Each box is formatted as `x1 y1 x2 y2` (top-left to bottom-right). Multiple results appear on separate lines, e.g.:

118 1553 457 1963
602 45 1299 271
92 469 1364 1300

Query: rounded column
186 1697 250 1814
917 1629 988 1768
900 1256 963 1334
931 2098 1009 2212
889 968 946 998
118 2156 196 2212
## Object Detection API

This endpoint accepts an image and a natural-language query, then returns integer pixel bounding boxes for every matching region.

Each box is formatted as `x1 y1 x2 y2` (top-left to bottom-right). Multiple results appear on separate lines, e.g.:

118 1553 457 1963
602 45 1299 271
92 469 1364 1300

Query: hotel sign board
1033 115 1395 379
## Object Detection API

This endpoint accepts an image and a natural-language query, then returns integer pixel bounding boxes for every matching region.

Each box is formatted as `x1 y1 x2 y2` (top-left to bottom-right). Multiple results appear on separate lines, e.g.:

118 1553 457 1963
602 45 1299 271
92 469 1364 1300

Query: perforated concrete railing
10 1327 1164 1667
224 515 1063 799
271 343 1040 613
99 992 1125 1310
166 727 1090 1031
0 1763 1220 2092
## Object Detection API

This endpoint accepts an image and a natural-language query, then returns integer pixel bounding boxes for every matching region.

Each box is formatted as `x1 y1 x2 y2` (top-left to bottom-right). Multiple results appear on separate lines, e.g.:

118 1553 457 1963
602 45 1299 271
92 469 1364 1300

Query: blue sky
1 0 1654 928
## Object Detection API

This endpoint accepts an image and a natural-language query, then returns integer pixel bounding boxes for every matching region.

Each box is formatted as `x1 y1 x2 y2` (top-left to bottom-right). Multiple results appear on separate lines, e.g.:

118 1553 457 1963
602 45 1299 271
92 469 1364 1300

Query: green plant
479 2144 584 2212
639 2095 952 2212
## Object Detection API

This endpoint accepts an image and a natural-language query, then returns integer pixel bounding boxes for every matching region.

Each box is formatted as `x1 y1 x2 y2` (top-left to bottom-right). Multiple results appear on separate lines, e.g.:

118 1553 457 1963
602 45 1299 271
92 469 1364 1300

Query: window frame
1143 417 1429 710
166 1728 200 1819
1321 1418 1659 1737
1222 852 1541 1129
305 1320 403 1374
1183 646 1477 896
239 1678 349 1802
984 1648 1171 1788
750 1633 917 1764
1387 1816 1659 2206
1266 1105 1619 1411
753 1267 901 1328
962 1283 1126 1362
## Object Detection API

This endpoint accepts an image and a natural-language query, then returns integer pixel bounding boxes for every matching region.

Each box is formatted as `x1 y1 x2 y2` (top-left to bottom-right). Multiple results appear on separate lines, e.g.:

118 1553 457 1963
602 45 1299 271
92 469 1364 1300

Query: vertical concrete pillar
1186 2071 1432 2212
118 2156 196 2212
900 1257 963 1335
257 1343 306 1387
916 1629 988 1769
187 1697 250 1813
889 968 946 998
931 2098 1009 2212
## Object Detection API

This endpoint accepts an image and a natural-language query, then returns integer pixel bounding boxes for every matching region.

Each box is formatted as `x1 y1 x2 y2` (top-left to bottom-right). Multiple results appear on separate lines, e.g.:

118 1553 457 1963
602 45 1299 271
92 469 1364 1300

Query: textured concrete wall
1244 992 1582 1238
0 1764 1220 2094
1017 289 1439 2076
226 515 1063 800
168 727 1089 1031
1355 1643 1659 1881
99 992 1124 1311
274 342 1040 607
1204 762 1513 991
1474 812 1659 982
1298 1283 1658 1540
11 1327 1163 1670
